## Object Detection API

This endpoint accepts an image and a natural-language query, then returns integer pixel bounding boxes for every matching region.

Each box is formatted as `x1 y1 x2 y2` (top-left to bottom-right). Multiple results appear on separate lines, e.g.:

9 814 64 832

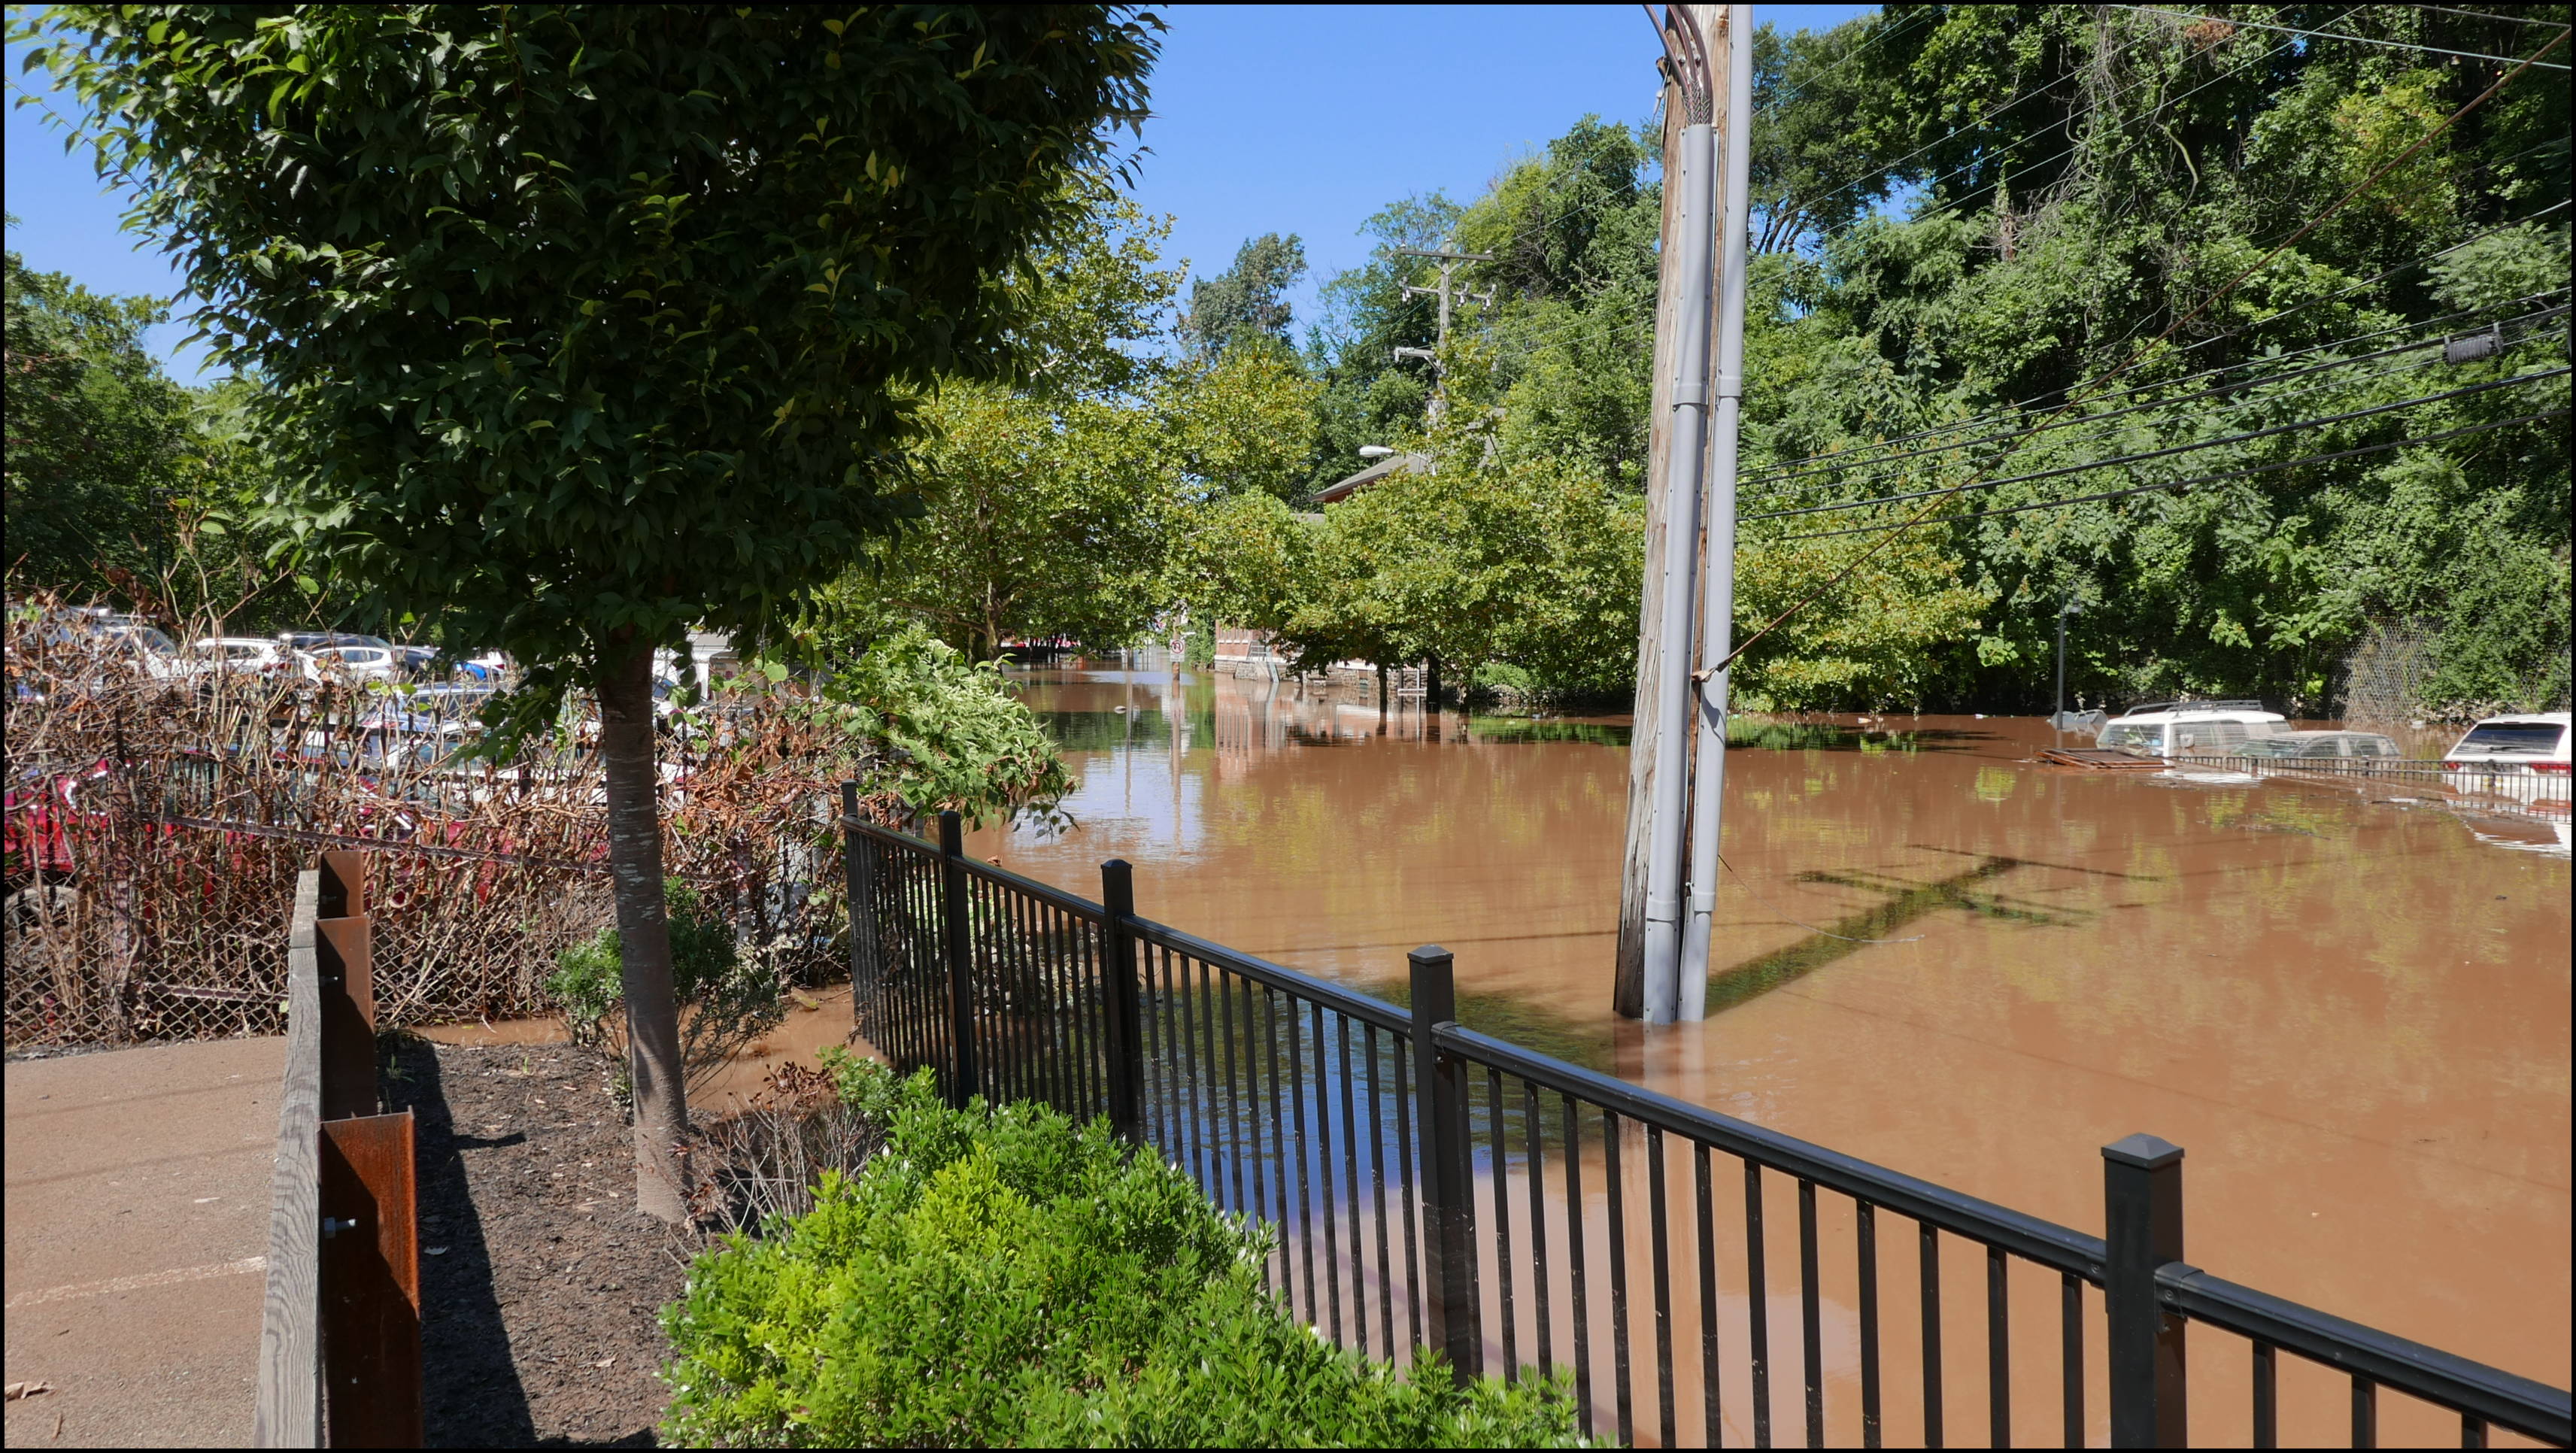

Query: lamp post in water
2054 601 2083 731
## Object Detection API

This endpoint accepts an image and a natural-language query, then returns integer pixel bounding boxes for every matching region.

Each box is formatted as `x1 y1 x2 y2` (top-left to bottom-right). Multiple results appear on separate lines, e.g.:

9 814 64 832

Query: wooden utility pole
1616 4 1727 1019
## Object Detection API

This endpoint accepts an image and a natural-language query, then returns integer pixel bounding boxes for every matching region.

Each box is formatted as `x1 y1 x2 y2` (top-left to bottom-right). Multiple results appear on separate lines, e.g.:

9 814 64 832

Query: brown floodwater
966 663 2570 1444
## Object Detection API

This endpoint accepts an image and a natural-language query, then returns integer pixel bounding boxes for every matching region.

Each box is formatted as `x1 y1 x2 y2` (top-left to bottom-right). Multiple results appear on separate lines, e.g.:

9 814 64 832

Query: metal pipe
1640 107 1719 1024
1679 4 1753 1020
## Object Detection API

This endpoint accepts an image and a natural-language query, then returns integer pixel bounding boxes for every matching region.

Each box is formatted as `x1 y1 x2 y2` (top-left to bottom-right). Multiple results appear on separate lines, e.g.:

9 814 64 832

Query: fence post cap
1407 944 1454 966
2102 1133 2184 1169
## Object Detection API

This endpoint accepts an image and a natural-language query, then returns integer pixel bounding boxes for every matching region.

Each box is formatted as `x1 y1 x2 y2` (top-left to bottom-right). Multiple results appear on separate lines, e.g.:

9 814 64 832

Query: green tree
1182 230 1306 359
815 196 1315 660
23 4 1158 1220
2 233 187 602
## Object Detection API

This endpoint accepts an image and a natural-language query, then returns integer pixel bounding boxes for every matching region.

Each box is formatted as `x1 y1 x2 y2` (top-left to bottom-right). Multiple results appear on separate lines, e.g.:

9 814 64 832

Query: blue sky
5 5 1873 385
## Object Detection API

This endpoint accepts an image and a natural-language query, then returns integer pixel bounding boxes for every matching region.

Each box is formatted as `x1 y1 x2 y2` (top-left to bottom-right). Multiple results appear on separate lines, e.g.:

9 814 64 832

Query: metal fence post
1100 860 1145 1143
840 783 875 1017
1410 945 1482 1384
2105 1133 2188 1448
937 810 979 1109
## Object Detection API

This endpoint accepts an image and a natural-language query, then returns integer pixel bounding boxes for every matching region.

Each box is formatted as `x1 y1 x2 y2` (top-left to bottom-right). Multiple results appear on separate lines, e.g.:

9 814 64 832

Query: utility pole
1394 247 1494 423
1633 3 1722 1025
1677 4 1753 1021
1613 8 1704 1022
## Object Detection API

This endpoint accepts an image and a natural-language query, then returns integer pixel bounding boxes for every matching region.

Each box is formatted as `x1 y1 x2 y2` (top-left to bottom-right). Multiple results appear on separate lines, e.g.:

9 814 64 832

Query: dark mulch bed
382 1039 696 1448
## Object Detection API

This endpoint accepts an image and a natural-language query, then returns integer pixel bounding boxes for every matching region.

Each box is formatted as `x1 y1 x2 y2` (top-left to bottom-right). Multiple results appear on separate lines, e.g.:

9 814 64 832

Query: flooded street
969 662 2571 1438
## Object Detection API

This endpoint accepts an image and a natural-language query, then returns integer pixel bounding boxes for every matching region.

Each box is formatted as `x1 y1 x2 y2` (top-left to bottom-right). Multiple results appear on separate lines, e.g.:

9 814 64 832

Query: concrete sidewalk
5 1036 284 1448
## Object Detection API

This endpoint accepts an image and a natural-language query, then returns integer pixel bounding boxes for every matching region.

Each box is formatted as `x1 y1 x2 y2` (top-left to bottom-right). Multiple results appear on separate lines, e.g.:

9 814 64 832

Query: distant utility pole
1394 247 1494 423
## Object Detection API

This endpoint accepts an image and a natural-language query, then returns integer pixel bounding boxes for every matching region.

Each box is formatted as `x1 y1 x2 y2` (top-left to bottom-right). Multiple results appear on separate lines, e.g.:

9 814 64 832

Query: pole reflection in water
969 659 2571 1444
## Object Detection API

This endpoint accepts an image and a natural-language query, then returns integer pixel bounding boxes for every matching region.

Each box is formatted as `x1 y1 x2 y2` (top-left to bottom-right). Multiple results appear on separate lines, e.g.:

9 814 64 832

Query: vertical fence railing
839 801 2572 1450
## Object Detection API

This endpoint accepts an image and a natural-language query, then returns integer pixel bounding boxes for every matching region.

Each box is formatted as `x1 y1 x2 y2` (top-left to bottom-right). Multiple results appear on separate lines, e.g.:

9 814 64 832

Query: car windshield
2455 723 2567 754
2099 723 2163 750
117 627 178 654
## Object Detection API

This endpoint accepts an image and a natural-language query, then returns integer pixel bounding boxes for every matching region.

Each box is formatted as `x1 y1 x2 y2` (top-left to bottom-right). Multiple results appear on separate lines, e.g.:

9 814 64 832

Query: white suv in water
2095 700 2289 757
2443 711 2571 802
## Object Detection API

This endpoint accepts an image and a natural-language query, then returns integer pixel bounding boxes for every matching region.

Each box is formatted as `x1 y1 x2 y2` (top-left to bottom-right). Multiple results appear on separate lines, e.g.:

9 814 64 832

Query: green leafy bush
661 1057 1595 1448
547 878 783 1094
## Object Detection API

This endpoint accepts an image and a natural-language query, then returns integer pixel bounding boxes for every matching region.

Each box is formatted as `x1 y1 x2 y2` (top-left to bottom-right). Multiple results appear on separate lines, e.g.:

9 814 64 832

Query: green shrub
546 878 784 1094
661 1057 1596 1448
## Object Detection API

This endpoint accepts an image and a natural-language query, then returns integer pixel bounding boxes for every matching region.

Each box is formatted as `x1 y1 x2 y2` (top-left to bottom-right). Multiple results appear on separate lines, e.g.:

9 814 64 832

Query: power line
1744 362 2571 523
1737 302 2570 501
2131 8 2572 71
1765 405 2569 542
1706 23 2571 677
2417 5 2575 30
1718 206 2576 484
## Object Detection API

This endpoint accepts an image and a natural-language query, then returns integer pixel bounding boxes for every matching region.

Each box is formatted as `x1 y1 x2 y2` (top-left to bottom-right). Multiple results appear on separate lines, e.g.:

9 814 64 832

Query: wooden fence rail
253 851 423 1448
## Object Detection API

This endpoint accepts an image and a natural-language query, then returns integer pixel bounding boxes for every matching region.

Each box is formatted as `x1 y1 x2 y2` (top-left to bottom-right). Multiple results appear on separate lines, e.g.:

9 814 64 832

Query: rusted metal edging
255 869 326 1448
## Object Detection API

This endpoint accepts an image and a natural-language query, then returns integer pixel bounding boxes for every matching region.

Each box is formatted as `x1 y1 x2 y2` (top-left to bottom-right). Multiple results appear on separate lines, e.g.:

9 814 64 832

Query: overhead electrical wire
2131 8 2571 70
1730 208 2576 484
1701 22 2571 679
1735 301 2571 502
1769 405 2570 542
1485 6 2352 367
1743 361 2571 523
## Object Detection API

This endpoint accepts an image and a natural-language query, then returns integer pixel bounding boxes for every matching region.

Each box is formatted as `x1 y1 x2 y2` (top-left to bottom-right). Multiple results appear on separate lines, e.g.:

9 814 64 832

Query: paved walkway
5 1037 283 1448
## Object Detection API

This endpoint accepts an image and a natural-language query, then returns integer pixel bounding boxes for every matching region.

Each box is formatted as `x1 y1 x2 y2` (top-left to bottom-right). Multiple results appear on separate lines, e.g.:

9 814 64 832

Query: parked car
190 636 293 675
298 644 399 683
2095 700 2289 757
2443 711 2571 800
359 683 494 738
2237 730 2403 760
279 630 392 653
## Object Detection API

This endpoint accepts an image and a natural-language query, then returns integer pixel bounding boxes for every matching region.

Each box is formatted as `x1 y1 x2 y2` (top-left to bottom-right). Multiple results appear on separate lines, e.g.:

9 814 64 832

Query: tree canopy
1197 4 2569 717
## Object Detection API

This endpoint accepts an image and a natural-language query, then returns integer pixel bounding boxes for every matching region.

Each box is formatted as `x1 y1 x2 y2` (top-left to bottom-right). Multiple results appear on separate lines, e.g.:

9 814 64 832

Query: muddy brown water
964 663 2568 1445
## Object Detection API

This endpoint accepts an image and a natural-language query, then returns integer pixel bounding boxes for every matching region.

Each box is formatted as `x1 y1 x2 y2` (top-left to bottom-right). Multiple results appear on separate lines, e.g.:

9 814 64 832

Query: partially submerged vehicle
2443 711 2571 801
2095 700 2289 757
2237 730 2403 760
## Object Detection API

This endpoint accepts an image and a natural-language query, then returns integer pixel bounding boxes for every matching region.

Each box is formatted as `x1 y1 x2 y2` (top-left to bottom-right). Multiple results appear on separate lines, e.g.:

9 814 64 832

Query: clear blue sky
5 5 1873 385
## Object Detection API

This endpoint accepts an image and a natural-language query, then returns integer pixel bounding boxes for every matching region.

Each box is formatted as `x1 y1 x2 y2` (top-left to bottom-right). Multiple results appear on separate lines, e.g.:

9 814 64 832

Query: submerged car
2237 730 2403 760
2443 711 2571 801
2095 700 2289 757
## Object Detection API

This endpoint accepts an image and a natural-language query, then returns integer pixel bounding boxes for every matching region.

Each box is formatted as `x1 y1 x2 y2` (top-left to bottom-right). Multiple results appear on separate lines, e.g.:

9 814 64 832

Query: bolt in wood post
1411 945 1481 1384
1100 860 1145 1144
938 811 978 1109
2105 1133 2189 1448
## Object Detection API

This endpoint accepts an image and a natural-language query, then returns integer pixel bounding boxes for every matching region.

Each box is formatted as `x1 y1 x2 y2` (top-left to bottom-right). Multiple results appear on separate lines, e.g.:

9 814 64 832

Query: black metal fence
841 798 2571 1449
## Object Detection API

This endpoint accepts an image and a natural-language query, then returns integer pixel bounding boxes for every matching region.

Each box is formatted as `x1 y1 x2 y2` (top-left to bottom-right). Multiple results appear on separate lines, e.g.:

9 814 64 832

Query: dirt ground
381 1039 693 1448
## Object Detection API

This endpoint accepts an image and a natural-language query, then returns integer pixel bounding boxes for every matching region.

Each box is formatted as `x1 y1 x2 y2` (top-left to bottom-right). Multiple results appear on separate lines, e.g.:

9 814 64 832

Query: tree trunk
598 645 690 1223
1615 52 1698 1020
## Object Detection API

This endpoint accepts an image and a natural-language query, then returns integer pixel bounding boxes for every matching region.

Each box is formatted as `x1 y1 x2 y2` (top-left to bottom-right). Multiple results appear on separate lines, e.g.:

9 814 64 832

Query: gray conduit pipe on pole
1640 83 1719 1024
1680 4 1755 1021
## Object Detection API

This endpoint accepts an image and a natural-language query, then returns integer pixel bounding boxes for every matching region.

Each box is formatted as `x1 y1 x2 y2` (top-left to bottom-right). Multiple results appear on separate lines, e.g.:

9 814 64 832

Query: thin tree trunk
1616 55 1697 1020
598 645 690 1223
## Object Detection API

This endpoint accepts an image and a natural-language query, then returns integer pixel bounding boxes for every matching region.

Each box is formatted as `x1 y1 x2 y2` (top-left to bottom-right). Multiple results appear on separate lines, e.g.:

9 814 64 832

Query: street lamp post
2054 601 2082 730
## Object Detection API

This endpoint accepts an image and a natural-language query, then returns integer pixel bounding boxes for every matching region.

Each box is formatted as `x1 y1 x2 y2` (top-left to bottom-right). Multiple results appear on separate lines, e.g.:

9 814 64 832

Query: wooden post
1616 11 1710 1018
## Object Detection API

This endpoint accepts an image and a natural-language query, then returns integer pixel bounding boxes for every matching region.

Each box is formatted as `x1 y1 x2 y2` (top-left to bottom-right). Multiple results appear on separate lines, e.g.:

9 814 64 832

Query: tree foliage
1233 5 2569 716
23 4 1160 707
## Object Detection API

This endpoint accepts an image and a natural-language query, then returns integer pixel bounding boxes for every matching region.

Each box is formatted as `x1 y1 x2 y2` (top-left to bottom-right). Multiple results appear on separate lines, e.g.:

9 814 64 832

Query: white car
2096 699 2289 757
298 644 400 682
2443 711 2571 802
99 623 211 681
190 636 291 675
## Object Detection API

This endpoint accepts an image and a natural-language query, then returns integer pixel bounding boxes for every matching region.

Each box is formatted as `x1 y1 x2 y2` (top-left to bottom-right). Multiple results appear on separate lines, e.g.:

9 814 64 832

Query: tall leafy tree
22 4 1158 1219
1182 230 1306 359
3 234 187 601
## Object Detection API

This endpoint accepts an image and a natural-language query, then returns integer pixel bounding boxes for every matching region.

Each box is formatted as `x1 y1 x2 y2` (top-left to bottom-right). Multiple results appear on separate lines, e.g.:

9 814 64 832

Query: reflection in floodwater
969 660 2569 1442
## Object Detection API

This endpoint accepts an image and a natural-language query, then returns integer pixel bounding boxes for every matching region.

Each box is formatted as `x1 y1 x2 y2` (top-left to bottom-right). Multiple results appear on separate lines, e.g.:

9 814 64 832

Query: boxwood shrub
660 1055 1594 1448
